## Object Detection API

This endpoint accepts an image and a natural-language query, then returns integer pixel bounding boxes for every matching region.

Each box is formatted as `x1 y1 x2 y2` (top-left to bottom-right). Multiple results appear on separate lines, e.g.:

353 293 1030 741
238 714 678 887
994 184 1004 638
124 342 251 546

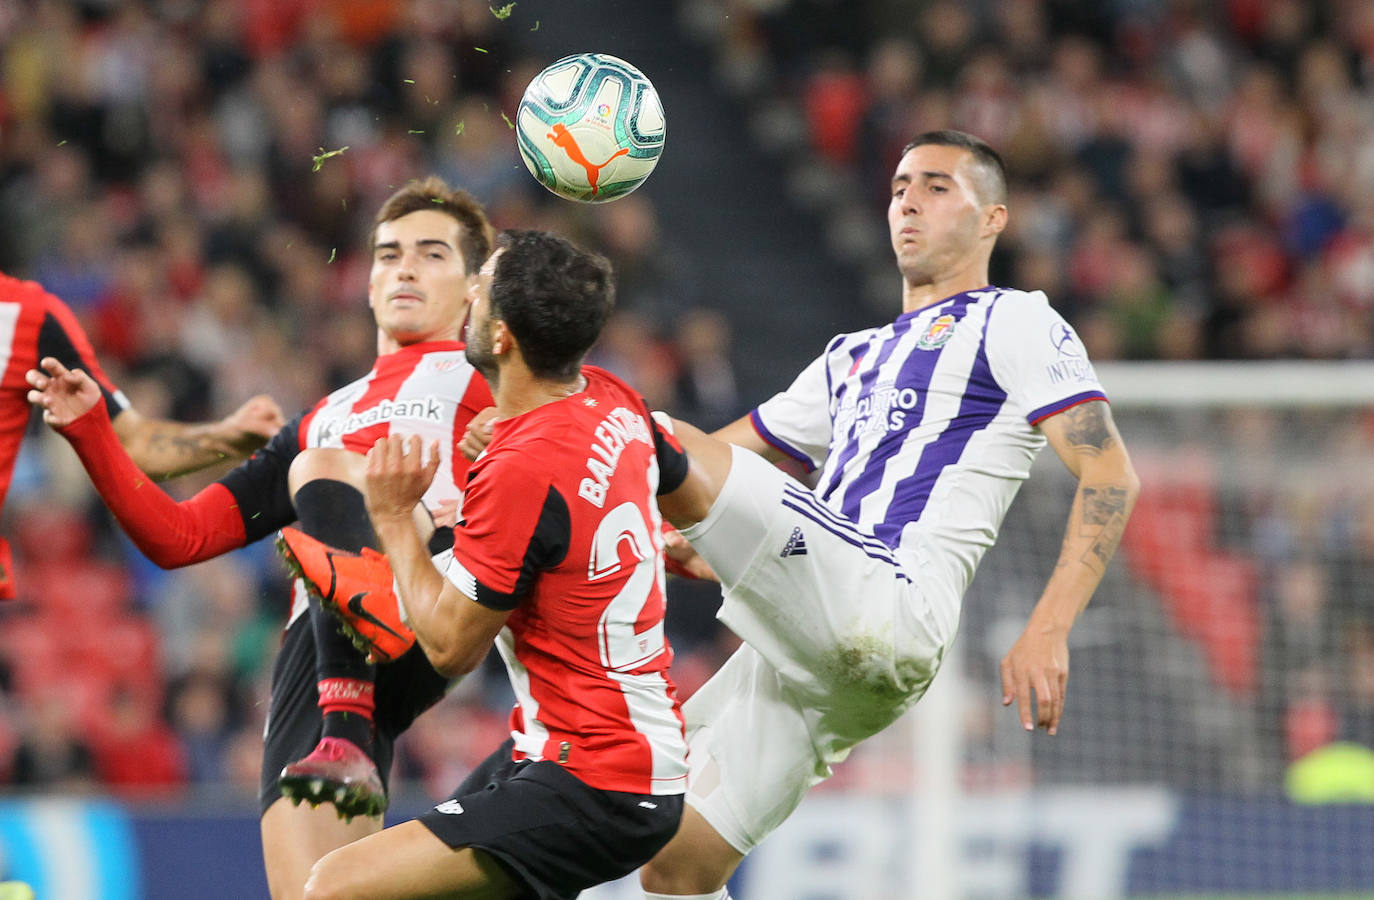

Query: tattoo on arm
147 429 217 458
1082 486 1128 526
1060 403 1116 455
1076 484 1129 573
139 428 228 479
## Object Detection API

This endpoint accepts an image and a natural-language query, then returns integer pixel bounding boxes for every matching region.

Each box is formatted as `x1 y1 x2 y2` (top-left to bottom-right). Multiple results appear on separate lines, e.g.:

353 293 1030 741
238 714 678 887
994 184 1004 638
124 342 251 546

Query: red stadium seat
22 562 134 623
1122 451 1259 695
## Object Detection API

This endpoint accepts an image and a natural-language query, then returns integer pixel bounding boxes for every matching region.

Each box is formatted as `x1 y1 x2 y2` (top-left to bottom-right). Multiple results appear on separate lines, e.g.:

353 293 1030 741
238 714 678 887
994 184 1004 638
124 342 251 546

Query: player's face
369 209 476 347
887 144 992 287
463 248 502 380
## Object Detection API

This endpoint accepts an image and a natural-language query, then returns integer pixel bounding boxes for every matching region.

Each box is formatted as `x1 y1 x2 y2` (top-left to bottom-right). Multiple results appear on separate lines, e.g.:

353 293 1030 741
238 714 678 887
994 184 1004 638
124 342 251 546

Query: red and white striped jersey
0 275 129 512
298 341 491 510
266 341 491 626
443 366 689 795
0 275 129 595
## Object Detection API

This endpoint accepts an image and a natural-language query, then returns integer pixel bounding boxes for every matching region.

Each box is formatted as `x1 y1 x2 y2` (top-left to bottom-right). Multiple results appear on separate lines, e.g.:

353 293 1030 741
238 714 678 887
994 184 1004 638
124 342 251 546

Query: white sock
642 890 730 900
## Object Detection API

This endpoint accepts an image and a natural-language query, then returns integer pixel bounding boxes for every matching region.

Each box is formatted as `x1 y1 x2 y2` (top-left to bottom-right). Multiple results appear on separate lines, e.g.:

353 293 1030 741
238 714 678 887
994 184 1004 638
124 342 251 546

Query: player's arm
111 393 285 480
27 358 290 567
709 413 787 462
35 293 285 479
1000 400 1140 735
365 434 510 677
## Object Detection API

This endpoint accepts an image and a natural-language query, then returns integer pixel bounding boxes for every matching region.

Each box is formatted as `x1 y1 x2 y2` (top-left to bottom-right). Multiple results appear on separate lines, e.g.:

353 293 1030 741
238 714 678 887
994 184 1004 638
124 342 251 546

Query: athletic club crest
916 313 957 350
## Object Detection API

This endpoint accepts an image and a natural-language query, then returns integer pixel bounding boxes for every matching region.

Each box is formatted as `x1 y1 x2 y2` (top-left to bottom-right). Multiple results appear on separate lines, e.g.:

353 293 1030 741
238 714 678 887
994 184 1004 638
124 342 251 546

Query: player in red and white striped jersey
0 273 283 598
28 177 494 900
292 230 687 900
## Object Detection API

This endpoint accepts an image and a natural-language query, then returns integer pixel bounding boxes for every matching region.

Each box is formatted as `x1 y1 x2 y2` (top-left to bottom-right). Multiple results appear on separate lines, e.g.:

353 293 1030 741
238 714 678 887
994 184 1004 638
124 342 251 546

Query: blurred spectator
591 191 702 329
672 308 744 431
804 50 867 165
89 687 186 792
10 688 96 791
166 669 242 784
1341 624 1374 749
392 690 509 802
856 38 924 204
586 310 678 412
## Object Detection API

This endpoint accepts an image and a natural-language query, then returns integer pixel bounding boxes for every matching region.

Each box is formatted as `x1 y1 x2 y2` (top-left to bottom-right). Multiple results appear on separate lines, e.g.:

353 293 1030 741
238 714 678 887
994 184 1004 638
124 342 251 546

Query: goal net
590 361 1374 900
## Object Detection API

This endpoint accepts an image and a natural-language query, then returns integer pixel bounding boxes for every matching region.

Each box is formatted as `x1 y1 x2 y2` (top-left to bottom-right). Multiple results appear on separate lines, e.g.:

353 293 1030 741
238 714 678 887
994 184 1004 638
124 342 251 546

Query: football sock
642 890 731 900
295 479 381 749
294 479 377 554
316 673 375 749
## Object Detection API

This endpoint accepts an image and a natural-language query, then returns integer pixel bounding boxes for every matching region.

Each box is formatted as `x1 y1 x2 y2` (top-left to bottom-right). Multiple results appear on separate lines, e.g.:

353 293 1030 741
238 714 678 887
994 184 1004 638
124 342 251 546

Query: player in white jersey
638 130 1142 900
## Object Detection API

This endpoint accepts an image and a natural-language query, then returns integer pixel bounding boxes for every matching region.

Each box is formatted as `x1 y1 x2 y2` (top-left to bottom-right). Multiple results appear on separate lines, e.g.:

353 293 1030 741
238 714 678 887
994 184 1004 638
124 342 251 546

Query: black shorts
419 738 684 900
259 613 452 813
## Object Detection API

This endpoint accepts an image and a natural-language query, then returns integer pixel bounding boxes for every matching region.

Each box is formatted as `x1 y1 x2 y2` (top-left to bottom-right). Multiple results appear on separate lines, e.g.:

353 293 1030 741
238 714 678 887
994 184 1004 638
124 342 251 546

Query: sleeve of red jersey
57 398 247 567
447 453 568 611
646 403 689 495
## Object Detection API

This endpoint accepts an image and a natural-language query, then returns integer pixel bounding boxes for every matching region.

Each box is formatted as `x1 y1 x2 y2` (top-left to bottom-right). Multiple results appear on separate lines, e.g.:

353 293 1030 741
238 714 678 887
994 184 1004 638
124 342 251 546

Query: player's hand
999 624 1069 735
365 434 441 524
430 498 461 528
459 407 499 461
25 357 102 427
218 394 285 455
663 526 719 581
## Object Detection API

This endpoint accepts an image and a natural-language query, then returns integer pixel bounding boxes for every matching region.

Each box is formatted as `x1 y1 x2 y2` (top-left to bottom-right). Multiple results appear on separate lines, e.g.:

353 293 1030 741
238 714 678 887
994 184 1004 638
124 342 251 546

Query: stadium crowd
690 0 1374 360
0 0 1372 800
0 0 744 799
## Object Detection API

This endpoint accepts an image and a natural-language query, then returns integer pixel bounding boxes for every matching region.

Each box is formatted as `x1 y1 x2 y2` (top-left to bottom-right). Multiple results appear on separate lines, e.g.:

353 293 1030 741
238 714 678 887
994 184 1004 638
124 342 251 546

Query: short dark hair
490 229 616 380
901 130 1008 205
371 176 495 276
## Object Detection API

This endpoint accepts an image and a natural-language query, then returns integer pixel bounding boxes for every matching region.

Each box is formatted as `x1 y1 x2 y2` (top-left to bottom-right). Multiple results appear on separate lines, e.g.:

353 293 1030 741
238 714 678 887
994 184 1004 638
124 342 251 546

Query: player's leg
260 609 386 899
262 800 381 900
280 449 389 817
641 642 821 898
676 444 951 734
261 571 452 898
306 739 683 900
301 822 520 900
639 805 741 897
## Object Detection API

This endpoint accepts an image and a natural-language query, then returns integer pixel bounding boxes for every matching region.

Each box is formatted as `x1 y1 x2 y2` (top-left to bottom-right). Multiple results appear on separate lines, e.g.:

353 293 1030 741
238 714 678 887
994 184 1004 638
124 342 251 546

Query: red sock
317 678 375 748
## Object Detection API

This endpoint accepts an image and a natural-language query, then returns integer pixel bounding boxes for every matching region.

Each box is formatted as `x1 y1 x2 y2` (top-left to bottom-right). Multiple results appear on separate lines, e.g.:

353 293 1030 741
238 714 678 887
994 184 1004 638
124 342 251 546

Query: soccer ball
515 53 665 203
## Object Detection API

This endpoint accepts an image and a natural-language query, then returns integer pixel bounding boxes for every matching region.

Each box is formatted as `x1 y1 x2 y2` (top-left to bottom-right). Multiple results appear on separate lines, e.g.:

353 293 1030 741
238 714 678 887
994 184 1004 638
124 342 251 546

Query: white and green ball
516 52 665 203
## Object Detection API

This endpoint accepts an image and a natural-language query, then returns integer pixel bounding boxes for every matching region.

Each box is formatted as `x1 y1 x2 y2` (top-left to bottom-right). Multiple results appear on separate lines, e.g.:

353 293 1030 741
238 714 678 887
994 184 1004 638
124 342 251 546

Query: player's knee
287 448 366 495
300 852 350 900
640 853 723 896
638 816 738 895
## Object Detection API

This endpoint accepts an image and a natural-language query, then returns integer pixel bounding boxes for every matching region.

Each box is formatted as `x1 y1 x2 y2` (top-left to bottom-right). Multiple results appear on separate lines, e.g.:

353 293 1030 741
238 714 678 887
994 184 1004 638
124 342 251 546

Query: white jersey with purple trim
750 287 1104 618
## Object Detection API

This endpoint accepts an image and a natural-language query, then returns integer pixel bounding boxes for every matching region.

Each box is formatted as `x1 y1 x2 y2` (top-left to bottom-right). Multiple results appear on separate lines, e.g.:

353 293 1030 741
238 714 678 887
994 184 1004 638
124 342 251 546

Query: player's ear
983 203 1008 238
492 320 512 355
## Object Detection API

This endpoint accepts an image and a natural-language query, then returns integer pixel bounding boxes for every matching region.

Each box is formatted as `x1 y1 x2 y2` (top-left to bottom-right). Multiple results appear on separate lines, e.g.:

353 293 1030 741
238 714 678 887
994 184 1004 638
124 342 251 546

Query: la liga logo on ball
515 52 665 203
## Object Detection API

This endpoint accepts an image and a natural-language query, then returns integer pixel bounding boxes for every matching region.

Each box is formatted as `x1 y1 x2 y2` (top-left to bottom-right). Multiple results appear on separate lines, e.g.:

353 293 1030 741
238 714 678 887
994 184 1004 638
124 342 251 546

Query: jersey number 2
589 501 666 672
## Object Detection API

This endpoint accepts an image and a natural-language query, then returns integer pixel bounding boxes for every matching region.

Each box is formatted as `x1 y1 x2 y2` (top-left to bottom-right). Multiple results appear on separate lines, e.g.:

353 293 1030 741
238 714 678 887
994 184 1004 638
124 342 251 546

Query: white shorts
679 446 956 853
